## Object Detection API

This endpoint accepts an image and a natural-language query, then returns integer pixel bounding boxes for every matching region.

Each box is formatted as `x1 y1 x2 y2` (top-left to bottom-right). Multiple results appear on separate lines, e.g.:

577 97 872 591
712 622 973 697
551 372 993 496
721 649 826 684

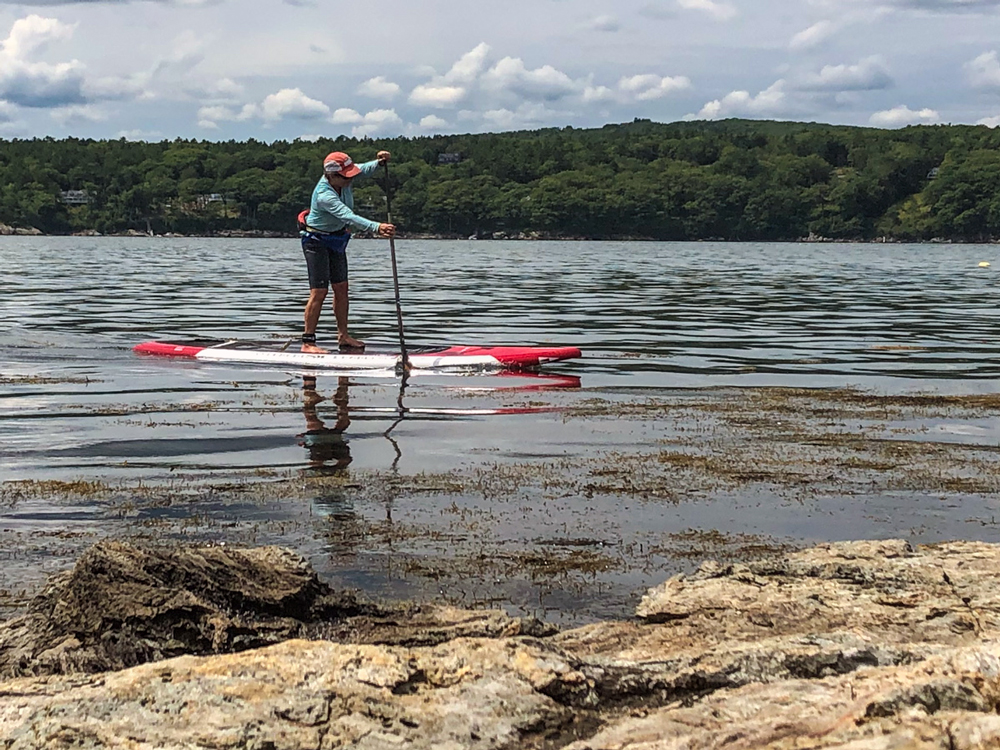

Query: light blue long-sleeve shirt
304 159 381 234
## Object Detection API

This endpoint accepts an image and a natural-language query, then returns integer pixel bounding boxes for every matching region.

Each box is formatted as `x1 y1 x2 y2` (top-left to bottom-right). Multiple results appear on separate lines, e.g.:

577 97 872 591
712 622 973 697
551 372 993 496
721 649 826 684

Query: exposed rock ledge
3 539 1000 749
0 223 42 235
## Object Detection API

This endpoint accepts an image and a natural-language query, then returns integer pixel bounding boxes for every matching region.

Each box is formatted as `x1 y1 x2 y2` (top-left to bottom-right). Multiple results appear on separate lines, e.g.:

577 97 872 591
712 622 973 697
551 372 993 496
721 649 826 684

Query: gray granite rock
5 539 1000 749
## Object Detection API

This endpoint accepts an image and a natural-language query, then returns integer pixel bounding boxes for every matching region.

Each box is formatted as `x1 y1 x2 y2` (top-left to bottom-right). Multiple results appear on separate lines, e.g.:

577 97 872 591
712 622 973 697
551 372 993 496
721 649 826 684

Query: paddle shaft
383 162 410 372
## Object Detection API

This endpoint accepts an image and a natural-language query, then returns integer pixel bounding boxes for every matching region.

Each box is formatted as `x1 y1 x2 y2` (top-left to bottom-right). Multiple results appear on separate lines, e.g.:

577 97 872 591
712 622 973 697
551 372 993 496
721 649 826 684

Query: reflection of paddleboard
134 339 582 371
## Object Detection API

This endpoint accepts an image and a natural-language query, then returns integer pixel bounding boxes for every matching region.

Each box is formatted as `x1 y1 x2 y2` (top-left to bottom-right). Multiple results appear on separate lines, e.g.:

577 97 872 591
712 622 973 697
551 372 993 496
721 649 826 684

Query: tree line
1 118 999 241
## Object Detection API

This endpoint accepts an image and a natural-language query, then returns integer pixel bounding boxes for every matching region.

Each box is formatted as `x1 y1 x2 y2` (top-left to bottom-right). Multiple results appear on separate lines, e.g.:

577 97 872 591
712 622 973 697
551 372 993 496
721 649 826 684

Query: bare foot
301 343 328 354
338 334 365 349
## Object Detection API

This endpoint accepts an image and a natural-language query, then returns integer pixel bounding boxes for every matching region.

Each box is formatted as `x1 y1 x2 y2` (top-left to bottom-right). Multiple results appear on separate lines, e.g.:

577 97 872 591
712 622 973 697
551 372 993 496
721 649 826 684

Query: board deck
133 339 582 371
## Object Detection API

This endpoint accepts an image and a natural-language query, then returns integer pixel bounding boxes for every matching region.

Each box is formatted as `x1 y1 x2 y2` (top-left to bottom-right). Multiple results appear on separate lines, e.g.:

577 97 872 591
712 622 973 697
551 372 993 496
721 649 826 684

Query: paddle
383 160 410 374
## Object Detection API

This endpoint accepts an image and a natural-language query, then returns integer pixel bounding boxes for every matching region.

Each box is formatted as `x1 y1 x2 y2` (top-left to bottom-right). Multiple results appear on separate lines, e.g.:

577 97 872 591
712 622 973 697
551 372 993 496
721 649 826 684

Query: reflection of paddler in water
298 375 352 472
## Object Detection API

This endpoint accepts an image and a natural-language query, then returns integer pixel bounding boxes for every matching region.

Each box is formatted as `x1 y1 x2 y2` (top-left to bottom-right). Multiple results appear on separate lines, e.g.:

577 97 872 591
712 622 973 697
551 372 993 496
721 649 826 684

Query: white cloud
351 108 402 137
966 51 1000 89
831 0 1000 10
2 14 74 58
0 59 86 109
184 77 243 102
0 15 86 107
85 74 146 101
149 29 205 80
195 101 259 128
51 103 106 124
693 81 788 119
618 73 691 100
310 108 404 137
793 57 893 91
676 0 737 21
977 114 1000 127
196 103 251 128
481 103 555 130
409 83 467 107
105 30 222 106
443 42 491 83
408 43 492 108
790 20 838 50
199 105 235 120
418 114 449 130
257 87 329 121
330 107 363 124
882 0 1000 10
583 84 615 103
406 41 689 118
588 14 621 31
481 108 521 129
357 75 400 100
0 15 152 110
482 56 578 101
869 104 939 126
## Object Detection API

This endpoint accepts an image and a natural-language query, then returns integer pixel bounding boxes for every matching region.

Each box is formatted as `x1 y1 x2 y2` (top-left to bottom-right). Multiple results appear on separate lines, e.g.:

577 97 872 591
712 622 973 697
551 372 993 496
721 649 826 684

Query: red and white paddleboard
134 339 582 371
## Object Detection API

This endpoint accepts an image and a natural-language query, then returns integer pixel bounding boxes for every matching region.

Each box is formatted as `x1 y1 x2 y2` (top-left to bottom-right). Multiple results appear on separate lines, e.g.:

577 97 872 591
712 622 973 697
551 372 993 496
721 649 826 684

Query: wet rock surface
4 539 1000 748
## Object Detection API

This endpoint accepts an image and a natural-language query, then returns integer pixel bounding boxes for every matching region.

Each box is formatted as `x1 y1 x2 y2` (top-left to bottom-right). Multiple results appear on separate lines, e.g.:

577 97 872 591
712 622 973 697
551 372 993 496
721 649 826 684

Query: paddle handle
383 161 409 373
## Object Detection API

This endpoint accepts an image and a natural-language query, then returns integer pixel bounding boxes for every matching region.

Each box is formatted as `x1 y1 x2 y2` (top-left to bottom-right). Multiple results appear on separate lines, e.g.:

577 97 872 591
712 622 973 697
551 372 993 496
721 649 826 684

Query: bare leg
332 280 364 348
302 288 328 353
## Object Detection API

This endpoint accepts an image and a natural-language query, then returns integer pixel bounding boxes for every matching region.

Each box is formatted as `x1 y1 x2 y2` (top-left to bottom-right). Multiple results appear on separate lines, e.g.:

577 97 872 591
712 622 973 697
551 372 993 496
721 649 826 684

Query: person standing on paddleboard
299 150 395 353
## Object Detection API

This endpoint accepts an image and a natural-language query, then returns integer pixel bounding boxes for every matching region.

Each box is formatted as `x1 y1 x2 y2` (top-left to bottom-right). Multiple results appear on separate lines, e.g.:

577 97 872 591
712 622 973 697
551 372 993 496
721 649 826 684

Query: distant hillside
0 119 998 241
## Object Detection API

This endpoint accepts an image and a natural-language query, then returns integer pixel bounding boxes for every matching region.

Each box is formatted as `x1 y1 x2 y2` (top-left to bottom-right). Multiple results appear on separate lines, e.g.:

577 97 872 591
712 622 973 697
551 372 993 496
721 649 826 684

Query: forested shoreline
1 118 999 241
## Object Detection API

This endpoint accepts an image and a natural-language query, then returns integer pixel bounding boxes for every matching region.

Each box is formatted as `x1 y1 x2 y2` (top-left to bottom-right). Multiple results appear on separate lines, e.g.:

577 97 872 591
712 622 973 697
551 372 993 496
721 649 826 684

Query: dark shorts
302 232 350 288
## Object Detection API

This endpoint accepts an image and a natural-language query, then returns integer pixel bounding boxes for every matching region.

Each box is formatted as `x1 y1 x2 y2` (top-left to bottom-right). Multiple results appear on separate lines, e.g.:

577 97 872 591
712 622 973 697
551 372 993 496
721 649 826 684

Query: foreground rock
4 540 1000 748
0 541 551 678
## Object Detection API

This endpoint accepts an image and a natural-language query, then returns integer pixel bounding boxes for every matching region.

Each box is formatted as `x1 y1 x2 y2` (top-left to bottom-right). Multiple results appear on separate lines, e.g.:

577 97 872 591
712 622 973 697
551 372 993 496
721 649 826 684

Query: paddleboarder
299 150 396 353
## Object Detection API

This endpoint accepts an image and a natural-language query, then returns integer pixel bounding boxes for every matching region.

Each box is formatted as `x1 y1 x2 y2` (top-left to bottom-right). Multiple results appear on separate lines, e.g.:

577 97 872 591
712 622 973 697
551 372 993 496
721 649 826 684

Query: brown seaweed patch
739 387 1000 419
568 387 1000 423
653 529 798 561
61 401 227 418
1 375 100 385
0 479 111 503
656 452 711 469
832 457 901 471
501 548 622 577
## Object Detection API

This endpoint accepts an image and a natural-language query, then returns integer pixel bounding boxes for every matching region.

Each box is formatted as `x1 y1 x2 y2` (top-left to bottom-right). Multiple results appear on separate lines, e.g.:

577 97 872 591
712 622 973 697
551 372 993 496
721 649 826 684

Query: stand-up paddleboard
134 338 582 371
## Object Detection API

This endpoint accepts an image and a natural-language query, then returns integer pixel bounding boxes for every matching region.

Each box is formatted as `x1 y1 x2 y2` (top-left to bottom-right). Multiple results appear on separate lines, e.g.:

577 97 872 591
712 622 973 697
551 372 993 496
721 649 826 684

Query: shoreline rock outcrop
0 223 42 235
0 541 552 679
4 539 1000 748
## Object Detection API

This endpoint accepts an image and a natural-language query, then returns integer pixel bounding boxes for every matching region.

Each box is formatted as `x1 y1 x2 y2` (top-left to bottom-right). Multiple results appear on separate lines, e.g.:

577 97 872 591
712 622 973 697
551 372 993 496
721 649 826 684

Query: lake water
3 237 1000 624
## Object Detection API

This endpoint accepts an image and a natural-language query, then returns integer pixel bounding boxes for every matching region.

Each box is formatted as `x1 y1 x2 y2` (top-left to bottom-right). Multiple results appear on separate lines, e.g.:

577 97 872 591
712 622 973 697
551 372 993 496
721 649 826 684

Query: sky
0 0 999 141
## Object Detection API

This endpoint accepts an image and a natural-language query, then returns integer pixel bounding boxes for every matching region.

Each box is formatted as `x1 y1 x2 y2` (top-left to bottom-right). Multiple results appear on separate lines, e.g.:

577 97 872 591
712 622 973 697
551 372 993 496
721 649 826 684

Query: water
3 237 1000 624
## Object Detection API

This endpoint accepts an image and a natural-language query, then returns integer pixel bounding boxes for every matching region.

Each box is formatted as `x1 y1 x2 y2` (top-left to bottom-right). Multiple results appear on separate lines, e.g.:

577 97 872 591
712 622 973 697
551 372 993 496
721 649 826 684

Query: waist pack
301 229 350 255
297 208 349 238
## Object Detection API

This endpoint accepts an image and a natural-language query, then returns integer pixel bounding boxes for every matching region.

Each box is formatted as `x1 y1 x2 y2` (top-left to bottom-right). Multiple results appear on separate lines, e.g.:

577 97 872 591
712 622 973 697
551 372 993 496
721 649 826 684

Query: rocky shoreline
3 537 1000 748
3 222 998 242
